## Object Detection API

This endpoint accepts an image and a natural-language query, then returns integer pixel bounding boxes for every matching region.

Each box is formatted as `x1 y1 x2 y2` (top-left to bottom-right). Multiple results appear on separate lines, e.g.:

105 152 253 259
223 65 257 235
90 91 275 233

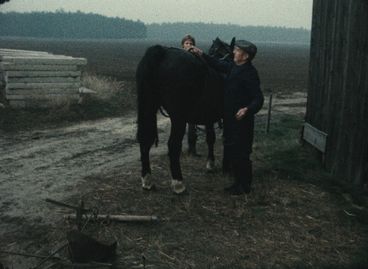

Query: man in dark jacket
191 40 264 195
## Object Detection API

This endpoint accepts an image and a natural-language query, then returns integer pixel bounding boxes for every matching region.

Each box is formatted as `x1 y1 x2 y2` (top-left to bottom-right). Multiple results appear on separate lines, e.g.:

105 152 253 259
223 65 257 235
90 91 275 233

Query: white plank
1 56 87 65
6 82 81 89
1 55 73 60
302 123 328 153
0 52 53 57
6 88 79 96
6 93 80 100
1 63 79 71
0 48 51 55
6 76 81 83
6 70 81 77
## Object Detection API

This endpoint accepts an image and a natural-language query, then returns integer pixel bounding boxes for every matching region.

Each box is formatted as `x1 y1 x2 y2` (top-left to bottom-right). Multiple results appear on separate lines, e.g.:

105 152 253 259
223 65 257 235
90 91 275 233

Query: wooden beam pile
0 48 87 108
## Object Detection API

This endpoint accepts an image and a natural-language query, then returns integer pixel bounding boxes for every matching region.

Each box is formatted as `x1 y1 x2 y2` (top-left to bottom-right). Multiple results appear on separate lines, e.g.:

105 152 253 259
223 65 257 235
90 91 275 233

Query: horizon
0 9 311 31
0 0 313 29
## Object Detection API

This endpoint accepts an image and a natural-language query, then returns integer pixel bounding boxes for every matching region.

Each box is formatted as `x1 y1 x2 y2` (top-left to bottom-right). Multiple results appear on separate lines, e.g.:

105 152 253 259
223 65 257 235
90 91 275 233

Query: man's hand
190 46 203 56
235 107 248 120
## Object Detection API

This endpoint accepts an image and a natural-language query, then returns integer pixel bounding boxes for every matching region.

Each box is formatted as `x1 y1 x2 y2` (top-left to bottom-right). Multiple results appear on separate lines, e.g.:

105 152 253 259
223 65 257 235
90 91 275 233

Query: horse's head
208 37 235 60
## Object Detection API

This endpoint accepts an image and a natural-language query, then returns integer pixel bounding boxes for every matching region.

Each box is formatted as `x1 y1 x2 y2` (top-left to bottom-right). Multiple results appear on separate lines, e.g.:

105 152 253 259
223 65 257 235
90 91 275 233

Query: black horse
136 38 233 194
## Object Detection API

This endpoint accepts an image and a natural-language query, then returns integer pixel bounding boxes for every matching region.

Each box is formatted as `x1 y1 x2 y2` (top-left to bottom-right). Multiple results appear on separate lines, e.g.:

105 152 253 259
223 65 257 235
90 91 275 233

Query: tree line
0 11 146 39
147 22 310 44
0 11 310 43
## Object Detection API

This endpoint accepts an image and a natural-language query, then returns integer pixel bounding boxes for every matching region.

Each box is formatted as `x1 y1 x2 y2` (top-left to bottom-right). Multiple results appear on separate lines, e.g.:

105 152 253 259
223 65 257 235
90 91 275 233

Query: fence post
265 91 273 133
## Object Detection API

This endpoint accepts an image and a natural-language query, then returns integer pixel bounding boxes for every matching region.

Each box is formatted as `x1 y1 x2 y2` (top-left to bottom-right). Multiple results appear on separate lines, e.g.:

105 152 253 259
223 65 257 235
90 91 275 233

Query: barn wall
306 0 368 185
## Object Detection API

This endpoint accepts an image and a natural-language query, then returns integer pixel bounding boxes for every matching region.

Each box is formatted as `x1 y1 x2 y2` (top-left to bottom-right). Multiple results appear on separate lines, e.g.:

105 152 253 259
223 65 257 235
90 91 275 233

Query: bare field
1 39 367 269
0 38 309 92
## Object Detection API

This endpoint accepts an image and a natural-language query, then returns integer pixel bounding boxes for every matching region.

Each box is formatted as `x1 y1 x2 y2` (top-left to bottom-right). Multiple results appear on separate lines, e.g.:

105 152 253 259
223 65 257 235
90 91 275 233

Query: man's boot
226 159 252 195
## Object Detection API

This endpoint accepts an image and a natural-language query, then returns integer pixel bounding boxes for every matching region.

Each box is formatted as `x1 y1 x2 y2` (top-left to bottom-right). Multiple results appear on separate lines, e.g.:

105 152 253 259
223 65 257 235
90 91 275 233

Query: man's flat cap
235 40 257 59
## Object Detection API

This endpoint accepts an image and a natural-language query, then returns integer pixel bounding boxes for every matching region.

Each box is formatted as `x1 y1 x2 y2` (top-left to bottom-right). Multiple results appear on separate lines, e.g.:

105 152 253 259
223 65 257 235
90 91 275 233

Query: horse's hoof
206 160 215 171
171 179 186 194
141 174 155 190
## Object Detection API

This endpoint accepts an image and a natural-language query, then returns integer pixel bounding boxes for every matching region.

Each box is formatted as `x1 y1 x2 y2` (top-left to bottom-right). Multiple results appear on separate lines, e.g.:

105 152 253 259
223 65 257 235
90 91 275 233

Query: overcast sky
1 0 313 29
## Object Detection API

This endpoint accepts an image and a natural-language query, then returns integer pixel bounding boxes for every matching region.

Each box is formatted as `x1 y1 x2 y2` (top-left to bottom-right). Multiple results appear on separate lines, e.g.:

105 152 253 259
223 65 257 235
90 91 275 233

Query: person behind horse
191 40 264 195
181 35 217 170
181 34 201 157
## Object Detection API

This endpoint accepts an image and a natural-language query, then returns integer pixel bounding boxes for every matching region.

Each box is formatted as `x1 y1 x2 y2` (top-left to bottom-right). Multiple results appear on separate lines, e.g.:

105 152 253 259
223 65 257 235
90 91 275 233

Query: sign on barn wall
303 122 327 153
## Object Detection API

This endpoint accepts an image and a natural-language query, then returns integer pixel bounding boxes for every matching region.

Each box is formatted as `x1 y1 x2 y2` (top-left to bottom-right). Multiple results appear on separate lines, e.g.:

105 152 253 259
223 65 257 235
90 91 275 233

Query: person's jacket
202 54 264 120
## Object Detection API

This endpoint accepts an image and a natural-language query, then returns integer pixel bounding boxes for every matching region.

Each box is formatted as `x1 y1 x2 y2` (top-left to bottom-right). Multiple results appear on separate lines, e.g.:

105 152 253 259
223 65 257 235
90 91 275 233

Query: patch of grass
250 114 368 268
255 115 335 187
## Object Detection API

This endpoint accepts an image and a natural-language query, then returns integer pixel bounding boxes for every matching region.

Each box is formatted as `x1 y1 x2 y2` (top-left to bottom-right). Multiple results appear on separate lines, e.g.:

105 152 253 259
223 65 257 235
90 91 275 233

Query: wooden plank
6 88 79 96
0 48 51 55
6 70 81 77
6 93 80 100
6 82 81 89
6 76 81 83
0 56 87 65
303 122 328 153
1 63 79 71
64 214 159 222
1 55 73 60
0 52 53 57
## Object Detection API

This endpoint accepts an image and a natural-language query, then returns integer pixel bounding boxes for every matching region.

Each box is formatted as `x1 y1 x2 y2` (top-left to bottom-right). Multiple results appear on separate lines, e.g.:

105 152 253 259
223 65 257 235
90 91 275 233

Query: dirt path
0 113 172 226
0 92 306 222
0 92 307 267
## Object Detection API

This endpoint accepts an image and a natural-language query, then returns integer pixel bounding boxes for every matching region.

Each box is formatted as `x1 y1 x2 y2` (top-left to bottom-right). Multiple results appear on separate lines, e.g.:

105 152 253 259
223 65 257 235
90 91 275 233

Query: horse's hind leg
140 140 154 190
168 118 187 194
205 123 216 171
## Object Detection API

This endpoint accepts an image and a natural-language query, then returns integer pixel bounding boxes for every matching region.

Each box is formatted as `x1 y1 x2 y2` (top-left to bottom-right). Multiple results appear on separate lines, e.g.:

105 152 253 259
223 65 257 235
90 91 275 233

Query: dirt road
0 92 307 267
0 113 172 226
0 92 306 222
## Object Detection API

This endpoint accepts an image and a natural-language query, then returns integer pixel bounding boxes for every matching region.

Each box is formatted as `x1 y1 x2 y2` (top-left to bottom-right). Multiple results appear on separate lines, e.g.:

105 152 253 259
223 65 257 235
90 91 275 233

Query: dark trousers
232 158 252 192
222 144 253 192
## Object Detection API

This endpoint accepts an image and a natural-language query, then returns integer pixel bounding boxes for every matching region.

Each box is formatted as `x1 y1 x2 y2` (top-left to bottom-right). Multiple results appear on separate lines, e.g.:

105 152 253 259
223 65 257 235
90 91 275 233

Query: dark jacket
203 54 264 157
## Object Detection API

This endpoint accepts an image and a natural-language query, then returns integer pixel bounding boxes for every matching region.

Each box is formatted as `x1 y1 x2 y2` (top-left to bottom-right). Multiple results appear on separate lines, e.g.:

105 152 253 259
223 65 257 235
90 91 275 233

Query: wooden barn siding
307 0 368 185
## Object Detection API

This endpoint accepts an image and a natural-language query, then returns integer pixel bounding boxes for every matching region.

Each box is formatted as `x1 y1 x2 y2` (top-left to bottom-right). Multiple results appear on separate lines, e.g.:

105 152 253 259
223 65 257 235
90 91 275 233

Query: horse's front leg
168 118 187 194
205 123 216 171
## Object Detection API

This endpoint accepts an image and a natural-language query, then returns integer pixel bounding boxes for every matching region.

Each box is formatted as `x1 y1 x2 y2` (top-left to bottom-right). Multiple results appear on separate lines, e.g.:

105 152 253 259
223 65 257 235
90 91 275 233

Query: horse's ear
230 37 236 49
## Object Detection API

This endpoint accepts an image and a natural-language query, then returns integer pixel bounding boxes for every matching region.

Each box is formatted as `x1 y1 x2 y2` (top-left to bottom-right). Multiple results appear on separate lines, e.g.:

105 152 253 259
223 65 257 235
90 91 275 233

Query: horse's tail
136 45 166 147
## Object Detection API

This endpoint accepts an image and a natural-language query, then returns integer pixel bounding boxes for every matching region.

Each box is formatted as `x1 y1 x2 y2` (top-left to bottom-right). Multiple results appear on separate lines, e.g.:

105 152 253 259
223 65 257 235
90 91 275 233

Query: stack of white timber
0 48 87 108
